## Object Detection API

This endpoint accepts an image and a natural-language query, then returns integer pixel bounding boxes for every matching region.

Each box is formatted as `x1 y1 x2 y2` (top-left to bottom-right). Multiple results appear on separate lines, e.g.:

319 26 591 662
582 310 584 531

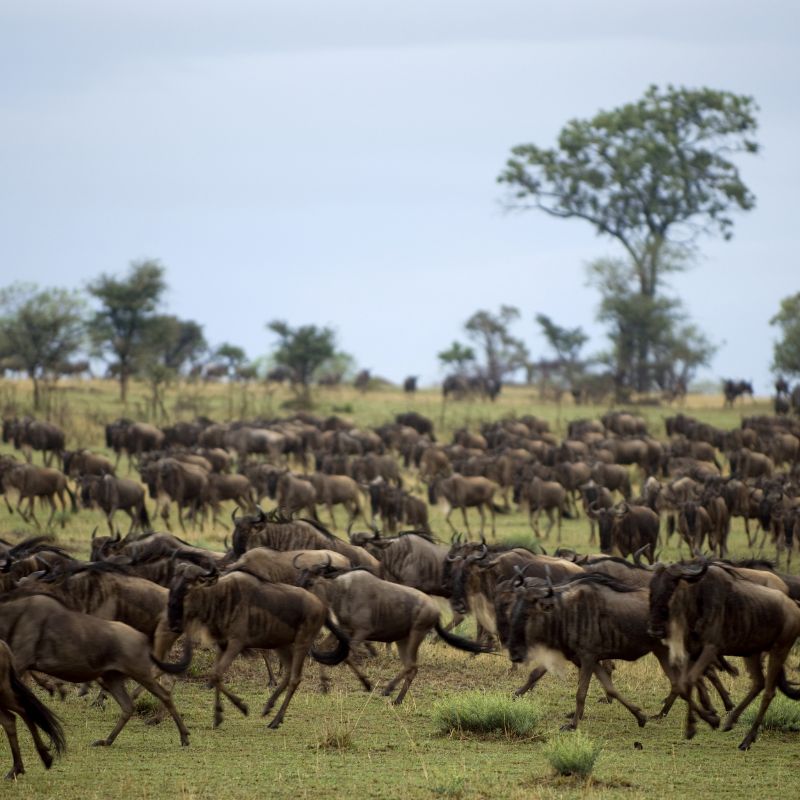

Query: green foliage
544 731 602 778
87 259 168 401
267 320 338 404
214 342 247 370
0 283 86 408
437 341 476 371
535 313 588 387
464 305 529 382
432 691 540 737
741 695 800 732
770 292 800 378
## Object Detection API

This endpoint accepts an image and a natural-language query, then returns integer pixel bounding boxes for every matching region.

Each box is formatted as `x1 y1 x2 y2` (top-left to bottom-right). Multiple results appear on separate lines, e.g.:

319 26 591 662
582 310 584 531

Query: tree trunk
31 374 40 411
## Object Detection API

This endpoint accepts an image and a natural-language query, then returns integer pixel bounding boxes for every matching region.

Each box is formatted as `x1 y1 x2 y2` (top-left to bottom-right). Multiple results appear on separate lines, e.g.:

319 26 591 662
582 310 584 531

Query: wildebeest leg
513 665 547 697
721 654 766 736
563 661 593 730
261 651 278 688
477 504 486 538
679 647 723 734
210 643 247 727
735 649 788 750
592 663 646 726
264 645 305 729
461 506 472 536
444 505 457 536
706 667 735 713
135 674 190 746
488 502 496 538
528 505 537 534
543 509 555 540
92 674 135 746
383 631 424 705
0 709 24 779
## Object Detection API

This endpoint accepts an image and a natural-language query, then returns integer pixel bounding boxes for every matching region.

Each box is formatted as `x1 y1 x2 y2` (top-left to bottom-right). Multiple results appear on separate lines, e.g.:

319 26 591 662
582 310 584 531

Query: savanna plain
1 379 798 800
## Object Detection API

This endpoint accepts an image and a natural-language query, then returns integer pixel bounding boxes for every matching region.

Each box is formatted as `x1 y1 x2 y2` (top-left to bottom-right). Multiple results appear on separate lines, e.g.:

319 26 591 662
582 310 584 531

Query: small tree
437 341 476 373
771 292 800 378
535 313 588 388
87 259 167 402
214 343 247 379
267 320 337 406
0 284 85 409
464 306 529 383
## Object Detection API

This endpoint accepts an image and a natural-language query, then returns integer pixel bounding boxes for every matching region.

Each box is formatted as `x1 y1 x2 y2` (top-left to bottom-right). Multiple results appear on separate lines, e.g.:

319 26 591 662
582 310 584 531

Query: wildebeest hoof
5 767 23 779
738 738 753 751
598 696 613 704
41 751 53 769
391 697 404 706
685 728 697 741
91 739 110 747
707 714 720 730
267 718 282 730
635 714 647 728
237 702 249 716
721 719 734 732
180 735 190 747
560 722 577 731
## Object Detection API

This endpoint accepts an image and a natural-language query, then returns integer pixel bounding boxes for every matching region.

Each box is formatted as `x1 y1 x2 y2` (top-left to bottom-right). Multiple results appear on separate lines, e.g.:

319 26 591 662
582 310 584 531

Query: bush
432 691 540 737
742 695 800 732
544 731 602 778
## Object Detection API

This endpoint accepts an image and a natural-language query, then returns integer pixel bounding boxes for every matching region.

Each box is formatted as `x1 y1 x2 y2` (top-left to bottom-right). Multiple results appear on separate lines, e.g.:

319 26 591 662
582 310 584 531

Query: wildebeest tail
151 638 193 674
778 667 800 700
9 669 66 762
435 620 492 653
311 617 350 665
492 502 509 515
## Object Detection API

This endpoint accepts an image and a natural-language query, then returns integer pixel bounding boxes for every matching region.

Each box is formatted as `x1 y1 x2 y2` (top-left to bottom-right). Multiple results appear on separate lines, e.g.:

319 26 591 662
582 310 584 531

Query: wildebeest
591 504 659 562
140 457 209 531
167 563 350 728
79 474 150 534
105 419 165 468
2 418 65 467
395 411 433 439
402 376 417 394
647 560 800 749
230 509 381 572
0 593 191 747
0 640 66 780
428 474 501 538
305 473 366 532
62 449 115 478
1 463 77 529
514 475 570 539
723 379 754 408
298 566 490 703
507 573 658 730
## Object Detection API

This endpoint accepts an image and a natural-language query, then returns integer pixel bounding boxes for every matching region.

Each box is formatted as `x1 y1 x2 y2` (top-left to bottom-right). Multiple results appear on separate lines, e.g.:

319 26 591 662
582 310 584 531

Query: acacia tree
267 320 337 406
87 260 167 402
535 313 588 386
771 292 800 378
437 341 476 373
0 284 85 409
464 306 528 383
499 85 758 392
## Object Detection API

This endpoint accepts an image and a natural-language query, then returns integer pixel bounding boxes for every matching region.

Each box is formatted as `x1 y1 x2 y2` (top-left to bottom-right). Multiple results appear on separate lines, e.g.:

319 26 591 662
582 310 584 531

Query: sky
1 1 798 391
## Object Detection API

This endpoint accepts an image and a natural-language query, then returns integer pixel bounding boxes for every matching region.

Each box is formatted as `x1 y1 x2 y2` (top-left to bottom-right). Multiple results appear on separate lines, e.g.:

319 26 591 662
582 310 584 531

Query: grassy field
1 378 798 799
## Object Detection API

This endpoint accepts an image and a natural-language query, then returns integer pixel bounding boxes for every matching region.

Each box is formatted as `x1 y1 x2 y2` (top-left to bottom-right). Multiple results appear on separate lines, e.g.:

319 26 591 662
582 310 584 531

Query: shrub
432 691 540 737
544 731 602 778
316 725 353 751
742 695 800 732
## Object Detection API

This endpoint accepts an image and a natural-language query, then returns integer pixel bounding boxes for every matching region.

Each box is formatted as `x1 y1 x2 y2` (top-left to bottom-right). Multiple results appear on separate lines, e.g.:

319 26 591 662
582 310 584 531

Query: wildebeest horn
512 564 526 588
292 553 304 569
111 529 121 543
91 526 98 541
544 564 554 595
231 506 240 524
255 505 266 522
473 543 488 561
479 532 486 546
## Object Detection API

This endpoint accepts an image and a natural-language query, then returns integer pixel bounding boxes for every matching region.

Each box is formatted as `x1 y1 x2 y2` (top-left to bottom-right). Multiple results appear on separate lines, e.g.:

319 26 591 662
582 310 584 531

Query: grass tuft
316 725 354 750
742 695 800 732
432 691 540 737
544 731 602 778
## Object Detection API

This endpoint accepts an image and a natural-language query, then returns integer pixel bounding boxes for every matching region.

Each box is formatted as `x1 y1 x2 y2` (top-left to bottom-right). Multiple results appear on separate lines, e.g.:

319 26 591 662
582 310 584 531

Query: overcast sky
2 1 798 391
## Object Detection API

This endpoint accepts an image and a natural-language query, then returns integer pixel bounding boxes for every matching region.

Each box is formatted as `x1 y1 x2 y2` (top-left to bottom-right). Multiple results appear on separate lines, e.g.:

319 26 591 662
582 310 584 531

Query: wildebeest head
230 506 268 556
646 560 708 638
167 555 219 632
90 527 122 561
593 506 619 554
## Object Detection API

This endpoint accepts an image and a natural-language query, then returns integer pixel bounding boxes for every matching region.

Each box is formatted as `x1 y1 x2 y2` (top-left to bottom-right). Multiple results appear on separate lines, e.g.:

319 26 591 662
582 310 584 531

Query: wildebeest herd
0 405 799 779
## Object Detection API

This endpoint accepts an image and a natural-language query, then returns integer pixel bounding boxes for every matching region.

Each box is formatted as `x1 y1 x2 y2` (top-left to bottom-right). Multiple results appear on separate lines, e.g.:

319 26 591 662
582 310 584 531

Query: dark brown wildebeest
402 376 418 394
3 418 65 467
230 509 381 572
367 480 430 533
297 566 490 703
590 462 632 499
506 572 663 730
62 449 115 478
647 560 800 749
306 473 366 532
591 504 659 562
267 470 318 519
579 482 614 544
105 420 165 469
79 474 150 534
514 475 570 539
140 457 209 531
223 547 352 583
428 474 501 538
0 593 191 747
1 463 77 529
723 379 754 408
395 411 434 439
167 564 349 729
350 454 402 487
0 640 66 780
205 472 256 526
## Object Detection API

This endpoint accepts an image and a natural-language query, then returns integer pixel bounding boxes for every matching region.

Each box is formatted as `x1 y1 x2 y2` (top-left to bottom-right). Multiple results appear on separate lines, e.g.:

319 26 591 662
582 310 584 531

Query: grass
544 731 603 778
741 694 800 733
1 377 800 798
432 691 541 738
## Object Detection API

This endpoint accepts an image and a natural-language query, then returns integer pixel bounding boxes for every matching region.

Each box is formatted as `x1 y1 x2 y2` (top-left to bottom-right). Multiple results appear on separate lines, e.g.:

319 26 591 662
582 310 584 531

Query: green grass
1 377 799 798
544 731 602 778
741 694 800 732
432 691 541 737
